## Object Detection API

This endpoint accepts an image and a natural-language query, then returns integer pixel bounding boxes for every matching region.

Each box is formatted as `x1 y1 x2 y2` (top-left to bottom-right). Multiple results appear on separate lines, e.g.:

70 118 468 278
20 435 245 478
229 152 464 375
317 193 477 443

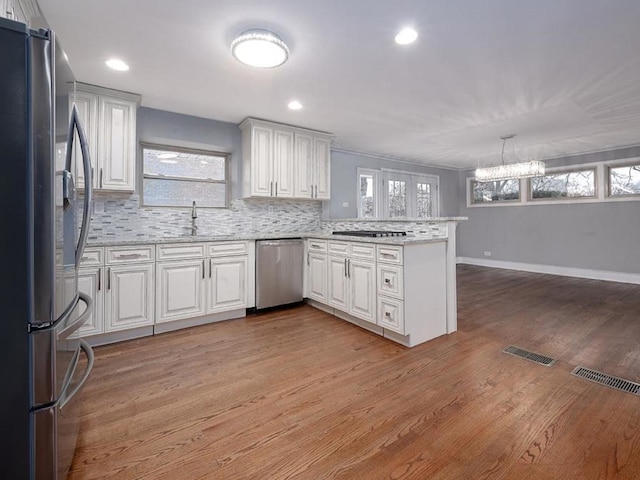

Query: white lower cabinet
105 262 155 332
323 241 377 324
377 295 404 334
77 266 104 336
207 257 247 312
156 259 207 323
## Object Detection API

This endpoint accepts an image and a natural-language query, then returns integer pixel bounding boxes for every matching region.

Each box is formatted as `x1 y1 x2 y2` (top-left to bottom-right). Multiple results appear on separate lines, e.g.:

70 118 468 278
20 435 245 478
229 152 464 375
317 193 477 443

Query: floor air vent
503 346 556 366
571 366 640 396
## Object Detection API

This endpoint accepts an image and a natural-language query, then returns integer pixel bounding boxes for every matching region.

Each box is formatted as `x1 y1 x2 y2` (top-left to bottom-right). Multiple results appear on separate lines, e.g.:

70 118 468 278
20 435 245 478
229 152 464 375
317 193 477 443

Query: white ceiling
38 0 640 169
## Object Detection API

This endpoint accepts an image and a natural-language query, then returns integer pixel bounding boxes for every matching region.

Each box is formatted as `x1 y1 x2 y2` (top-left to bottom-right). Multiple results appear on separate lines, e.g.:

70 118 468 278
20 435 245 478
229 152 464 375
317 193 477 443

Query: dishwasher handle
257 239 302 247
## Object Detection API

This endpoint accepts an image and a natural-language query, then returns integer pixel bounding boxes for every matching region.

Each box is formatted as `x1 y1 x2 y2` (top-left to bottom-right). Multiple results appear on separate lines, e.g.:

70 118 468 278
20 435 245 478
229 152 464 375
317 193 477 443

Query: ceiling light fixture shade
395 27 418 45
231 29 289 68
475 134 545 182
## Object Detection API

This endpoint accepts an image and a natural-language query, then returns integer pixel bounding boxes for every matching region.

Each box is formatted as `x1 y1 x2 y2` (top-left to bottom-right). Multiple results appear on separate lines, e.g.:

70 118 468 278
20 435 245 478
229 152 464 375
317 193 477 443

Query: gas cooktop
332 230 407 238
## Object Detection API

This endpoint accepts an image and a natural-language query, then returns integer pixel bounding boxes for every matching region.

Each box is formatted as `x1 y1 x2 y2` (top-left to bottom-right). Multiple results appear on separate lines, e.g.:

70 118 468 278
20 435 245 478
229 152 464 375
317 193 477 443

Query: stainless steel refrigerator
0 17 94 480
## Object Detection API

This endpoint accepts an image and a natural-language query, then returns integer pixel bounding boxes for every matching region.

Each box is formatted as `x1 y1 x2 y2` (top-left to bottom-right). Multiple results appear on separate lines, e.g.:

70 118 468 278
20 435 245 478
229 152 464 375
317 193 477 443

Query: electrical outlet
483 251 492 257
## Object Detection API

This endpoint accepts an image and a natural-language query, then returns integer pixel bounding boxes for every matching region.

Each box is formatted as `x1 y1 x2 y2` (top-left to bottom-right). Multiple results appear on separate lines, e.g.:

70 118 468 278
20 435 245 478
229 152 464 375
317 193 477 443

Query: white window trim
356 167 382 218
140 142 230 208
466 156 640 208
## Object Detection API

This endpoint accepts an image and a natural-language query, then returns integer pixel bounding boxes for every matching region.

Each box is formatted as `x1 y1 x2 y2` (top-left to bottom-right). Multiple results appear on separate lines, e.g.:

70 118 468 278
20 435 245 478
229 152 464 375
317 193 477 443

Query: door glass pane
531 170 595 199
388 180 407 217
609 164 640 196
416 182 432 217
359 174 375 218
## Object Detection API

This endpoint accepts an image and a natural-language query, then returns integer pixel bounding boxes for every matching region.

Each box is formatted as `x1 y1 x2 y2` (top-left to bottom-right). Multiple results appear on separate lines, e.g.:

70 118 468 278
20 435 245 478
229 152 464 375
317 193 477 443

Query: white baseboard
456 257 640 285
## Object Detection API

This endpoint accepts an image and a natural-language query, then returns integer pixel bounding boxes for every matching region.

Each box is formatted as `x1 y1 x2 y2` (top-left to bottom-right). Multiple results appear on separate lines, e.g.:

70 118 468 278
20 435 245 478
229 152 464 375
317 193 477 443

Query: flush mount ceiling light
395 27 418 45
105 58 129 71
288 100 303 110
475 134 546 182
231 29 289 68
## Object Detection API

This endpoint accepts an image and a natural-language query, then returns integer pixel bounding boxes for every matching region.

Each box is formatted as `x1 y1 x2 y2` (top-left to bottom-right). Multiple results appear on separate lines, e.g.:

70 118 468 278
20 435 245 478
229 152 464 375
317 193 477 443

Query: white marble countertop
87 231 448 247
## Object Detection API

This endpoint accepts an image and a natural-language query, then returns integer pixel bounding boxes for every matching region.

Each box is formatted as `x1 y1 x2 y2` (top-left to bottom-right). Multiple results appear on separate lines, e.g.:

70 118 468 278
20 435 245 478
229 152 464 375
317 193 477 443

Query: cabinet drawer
105 245 155 264
377 264 404 299
79 247 104 267
328 241 349 256
377 296 405 334
208 241 248 257
157 243 206 261
377 245 403 265
307 239 327 254
350 242 375 260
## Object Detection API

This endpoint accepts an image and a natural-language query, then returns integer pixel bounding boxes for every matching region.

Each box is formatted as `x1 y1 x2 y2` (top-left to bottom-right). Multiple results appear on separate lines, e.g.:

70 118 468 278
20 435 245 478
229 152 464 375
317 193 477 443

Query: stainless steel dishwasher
256 238 304 309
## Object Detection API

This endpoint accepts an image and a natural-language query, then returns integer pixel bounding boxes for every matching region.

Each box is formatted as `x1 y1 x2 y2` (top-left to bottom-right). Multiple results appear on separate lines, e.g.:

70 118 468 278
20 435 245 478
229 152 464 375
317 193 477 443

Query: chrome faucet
190 201 198 236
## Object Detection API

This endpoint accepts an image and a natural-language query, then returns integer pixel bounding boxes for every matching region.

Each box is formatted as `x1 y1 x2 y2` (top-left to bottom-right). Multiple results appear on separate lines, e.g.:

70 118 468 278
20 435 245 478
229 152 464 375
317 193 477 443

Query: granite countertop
323 217 468 222
87 231 448 247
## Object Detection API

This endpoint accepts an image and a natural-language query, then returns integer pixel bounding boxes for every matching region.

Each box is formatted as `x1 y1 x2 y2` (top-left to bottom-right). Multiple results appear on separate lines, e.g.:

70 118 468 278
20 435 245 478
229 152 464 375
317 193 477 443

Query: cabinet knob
385 311 391 317
384 278 391 284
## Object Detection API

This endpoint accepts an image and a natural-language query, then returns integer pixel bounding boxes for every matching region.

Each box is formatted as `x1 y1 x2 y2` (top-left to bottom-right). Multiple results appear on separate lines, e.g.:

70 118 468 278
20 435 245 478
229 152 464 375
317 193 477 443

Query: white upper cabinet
241 118 333 200
73 83 140 192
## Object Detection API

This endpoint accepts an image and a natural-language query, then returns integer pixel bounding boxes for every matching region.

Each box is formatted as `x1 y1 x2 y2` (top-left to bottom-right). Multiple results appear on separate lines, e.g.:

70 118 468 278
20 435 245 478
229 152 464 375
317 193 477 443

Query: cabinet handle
344 258 347 277
115 253 143 260
310 244 322 250
307 252 310 266
270 181 273 196
275 181 278 197
99 168 103 189
98 268 101 291
347 259 351 278
107 268 111 290
202 260 205 279
209 258 212 278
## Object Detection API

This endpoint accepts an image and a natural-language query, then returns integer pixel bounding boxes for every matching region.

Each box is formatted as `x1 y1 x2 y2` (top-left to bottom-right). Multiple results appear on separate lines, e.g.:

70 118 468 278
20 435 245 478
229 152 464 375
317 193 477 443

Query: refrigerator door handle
60 340 94 409
58 292 93 341
65 104 93 267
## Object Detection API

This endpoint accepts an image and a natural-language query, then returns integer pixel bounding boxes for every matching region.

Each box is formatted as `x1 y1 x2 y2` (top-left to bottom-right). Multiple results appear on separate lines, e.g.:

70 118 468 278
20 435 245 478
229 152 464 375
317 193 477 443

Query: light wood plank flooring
69 265 640 479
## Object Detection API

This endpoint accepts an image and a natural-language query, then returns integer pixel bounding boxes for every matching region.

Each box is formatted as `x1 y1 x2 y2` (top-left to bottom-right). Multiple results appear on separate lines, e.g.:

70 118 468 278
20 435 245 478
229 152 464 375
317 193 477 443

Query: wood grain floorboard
69 266 640 479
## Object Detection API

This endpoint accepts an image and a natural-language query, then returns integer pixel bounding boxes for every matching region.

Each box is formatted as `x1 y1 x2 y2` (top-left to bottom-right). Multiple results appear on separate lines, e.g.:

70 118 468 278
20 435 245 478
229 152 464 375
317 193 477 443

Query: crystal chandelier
475 134 545 182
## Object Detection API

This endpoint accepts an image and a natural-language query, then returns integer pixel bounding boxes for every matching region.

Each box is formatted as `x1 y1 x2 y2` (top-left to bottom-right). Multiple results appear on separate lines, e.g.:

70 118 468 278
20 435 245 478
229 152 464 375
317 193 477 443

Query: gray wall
457 146 640 274
137 107 243 199
327 150 460 219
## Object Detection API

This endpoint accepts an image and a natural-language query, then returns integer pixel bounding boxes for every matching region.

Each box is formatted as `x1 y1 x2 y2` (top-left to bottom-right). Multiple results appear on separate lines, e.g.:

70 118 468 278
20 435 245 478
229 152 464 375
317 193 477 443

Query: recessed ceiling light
157 152 178 159
105 58 129 71
395 27 418 45
288 100 303 110
231 29 289 68
159 159 178 164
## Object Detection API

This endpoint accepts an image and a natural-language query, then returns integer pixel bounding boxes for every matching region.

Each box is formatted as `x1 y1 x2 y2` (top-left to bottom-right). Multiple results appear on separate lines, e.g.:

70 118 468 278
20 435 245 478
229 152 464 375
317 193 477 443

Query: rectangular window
387 178 408 217
608 164 640 197
142 144 229 208
530 169 595 200
471 179 520 204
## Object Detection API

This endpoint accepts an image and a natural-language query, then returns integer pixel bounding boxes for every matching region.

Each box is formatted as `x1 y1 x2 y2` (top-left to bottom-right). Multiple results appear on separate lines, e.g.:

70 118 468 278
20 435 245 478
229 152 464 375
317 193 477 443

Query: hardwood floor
69 265 640 479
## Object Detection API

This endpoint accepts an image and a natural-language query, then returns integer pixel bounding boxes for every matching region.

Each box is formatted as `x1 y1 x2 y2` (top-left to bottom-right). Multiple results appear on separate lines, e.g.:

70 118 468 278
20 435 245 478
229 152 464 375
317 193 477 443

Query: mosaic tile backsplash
86 195 324 241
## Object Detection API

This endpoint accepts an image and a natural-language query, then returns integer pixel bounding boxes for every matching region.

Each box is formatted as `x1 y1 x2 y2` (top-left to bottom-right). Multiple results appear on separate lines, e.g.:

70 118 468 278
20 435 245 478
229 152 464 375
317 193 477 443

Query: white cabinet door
156 260 206 323
273 129 294 198
250 125 273 197
294 132 313 198
208 257 248 313
327 256 348 310
105 263 154 332
98 96 136 191
78 267 104 337
307 252 328 302
72 91 99 190
314 137 331 200
348 259 376 324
